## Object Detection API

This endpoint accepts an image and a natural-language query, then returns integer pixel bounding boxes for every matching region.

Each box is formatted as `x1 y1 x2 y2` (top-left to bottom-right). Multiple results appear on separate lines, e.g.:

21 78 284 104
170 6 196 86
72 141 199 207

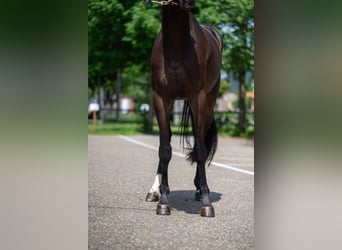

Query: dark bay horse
145 0 222 217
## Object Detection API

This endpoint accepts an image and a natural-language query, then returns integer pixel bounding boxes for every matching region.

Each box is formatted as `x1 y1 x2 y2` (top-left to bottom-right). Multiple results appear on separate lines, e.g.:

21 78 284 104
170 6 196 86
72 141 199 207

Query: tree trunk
97 75 104 120
115 71 121 122
146 88 154 133
238 71 247 132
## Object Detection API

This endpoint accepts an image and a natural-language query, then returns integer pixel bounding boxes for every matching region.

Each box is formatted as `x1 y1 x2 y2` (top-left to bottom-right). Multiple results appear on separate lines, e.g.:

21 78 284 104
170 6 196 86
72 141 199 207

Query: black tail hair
180 101 218 166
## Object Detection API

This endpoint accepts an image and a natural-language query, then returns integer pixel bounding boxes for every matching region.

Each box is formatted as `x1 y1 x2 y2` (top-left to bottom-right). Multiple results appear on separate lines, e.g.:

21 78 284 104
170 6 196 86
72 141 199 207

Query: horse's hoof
194 191 202 201
156 203 171 215
200 206 215 217
145 192 159 202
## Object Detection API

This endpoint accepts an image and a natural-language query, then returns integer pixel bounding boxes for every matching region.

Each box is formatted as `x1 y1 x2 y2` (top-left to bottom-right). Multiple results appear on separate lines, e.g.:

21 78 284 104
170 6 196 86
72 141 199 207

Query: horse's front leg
152 92 173 215
190 93 216 217
145 173 161 202
194 166 205 201
195 138 215 217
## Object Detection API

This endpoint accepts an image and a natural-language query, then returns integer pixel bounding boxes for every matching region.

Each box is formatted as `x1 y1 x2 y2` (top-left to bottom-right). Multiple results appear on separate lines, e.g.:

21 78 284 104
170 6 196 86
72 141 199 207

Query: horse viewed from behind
145 0 222 217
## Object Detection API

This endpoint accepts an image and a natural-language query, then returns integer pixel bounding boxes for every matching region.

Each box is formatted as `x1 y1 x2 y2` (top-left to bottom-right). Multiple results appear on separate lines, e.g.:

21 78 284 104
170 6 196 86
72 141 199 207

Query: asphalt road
88 134 254 250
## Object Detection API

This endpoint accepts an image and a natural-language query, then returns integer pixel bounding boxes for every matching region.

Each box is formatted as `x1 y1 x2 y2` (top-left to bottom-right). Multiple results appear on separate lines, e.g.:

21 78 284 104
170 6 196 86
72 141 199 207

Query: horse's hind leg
152 92 173 215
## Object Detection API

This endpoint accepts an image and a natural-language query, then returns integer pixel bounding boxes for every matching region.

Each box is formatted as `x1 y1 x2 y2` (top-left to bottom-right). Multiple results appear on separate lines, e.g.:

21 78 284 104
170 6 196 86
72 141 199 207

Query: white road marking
118 135 254 176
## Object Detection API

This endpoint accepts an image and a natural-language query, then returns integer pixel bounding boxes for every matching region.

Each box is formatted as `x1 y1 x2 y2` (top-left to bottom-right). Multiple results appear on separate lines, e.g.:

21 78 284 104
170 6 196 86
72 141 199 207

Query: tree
195 0 254 132
88 0 129 85
122 2 161 132
220 0 254 132
88 0 136 120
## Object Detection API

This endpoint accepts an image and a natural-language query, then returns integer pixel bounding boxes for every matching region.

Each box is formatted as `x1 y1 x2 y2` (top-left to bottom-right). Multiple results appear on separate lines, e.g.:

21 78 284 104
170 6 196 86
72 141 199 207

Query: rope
150 0 177 6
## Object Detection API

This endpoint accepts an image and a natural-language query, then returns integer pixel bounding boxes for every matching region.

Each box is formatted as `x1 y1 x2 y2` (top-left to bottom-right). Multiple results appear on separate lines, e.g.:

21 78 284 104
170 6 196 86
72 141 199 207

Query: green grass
88 121 253 138
88 122 143 135
88 111 254 137
88 122 190 135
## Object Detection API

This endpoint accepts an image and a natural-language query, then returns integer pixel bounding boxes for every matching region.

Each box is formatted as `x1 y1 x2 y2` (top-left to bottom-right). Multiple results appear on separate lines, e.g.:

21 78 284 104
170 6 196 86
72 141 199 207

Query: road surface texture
89 134 254 249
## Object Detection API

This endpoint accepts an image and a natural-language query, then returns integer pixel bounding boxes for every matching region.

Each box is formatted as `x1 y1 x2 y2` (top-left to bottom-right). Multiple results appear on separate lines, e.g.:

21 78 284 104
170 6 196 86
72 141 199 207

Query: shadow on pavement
168 190 222 214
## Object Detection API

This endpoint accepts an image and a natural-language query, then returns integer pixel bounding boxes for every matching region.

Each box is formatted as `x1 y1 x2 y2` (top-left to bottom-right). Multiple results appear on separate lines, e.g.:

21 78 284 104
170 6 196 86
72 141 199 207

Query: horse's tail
180 101 218 166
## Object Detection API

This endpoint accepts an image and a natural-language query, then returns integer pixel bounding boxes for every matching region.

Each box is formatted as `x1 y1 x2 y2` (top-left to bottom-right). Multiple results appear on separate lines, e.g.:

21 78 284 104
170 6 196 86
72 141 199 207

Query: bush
216 111 254 138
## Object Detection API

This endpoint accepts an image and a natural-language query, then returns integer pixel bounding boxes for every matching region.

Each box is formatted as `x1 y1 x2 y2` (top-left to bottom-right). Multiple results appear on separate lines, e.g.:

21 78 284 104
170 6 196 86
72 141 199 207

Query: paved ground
88 134 254 249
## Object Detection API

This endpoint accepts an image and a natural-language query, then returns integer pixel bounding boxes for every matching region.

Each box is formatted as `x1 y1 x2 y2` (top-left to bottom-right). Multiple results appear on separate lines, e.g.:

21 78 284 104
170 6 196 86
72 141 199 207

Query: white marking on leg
149 174 161 194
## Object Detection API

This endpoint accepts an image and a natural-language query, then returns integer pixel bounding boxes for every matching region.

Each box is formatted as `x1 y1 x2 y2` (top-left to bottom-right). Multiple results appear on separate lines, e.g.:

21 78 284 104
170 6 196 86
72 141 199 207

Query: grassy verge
88 122 188 135
88 122 142 135
88 122 253 138
88 111 253 137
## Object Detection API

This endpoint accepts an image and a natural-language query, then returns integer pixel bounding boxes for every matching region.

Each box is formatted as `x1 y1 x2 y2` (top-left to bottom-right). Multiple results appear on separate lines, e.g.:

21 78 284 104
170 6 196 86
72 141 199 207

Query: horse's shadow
168 190 222 214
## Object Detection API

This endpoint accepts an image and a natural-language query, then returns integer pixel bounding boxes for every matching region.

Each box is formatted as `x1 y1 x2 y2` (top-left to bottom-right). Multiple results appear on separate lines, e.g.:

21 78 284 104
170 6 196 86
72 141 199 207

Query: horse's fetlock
200 186 210 195
160 184 170 195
